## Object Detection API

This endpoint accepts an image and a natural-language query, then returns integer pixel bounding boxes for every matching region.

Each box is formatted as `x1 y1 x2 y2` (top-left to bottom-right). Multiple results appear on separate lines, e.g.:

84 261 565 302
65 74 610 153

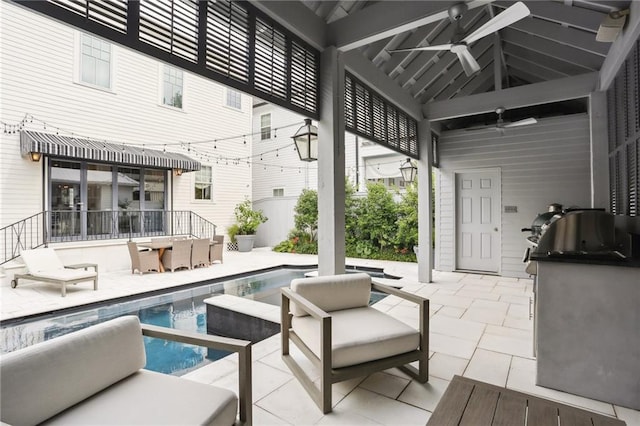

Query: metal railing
1 210 217 265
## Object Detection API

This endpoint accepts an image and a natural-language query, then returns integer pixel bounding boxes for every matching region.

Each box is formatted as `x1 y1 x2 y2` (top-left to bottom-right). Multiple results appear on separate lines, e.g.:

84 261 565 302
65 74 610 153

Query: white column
417 119 433 283
317 46 346 275
589 91 609 209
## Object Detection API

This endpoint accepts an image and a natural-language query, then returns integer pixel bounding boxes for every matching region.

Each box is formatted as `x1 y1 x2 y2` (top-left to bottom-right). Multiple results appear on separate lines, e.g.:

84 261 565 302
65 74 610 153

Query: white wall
435 113 592 278
251 103 318 201
0 2 251 242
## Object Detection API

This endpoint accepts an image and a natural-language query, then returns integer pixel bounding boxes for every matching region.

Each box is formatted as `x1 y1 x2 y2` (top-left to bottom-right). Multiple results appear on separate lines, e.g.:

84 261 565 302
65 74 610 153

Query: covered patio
0 249 637 424
3 0 640 424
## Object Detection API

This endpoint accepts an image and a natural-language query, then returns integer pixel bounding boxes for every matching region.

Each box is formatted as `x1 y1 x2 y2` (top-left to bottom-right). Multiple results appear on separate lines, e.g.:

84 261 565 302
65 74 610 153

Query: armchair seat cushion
45 370 237 426
292 306 420 368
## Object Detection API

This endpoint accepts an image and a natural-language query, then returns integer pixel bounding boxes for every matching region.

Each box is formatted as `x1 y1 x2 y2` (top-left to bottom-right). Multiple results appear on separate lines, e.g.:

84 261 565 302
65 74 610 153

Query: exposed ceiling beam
248 0 326 50
423 72 597 120
505 55 569 80
508 67 546 84
413 37 493 99
502 44 593 75
343 50 422 120
599 0 640 90
381 21 444 76
501 28 603 70
396 7 486 88
433 50 494 101
493 1 604 33
328 0 493 51
509 17 610 56
365 37 393 63
455 67 495 97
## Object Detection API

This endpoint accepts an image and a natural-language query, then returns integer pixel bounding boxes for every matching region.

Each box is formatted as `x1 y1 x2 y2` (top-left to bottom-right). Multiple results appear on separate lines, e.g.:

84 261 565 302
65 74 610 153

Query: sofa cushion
43 370 237 426
290 273 371 317
291 306 420 368
1 316 146 426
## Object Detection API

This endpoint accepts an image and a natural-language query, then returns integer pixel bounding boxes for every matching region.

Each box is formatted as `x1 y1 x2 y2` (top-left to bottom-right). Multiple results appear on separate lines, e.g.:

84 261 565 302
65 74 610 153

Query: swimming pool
0 267 393 376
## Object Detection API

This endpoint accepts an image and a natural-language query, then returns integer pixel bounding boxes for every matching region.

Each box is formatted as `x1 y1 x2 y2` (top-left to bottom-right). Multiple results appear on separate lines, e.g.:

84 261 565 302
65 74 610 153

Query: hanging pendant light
291 118 318 162
400 158 417 183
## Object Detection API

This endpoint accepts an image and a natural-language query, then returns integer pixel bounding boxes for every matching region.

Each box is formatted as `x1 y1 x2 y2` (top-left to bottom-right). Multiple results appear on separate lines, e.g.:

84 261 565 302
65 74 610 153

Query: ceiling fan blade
463 2 531 45
502 117 537 128
388 44 453 54
455 46 481 77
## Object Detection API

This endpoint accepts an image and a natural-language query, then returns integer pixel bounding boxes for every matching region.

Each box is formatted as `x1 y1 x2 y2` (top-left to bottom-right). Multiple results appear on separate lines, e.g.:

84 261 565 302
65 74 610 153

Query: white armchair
281 272 429 413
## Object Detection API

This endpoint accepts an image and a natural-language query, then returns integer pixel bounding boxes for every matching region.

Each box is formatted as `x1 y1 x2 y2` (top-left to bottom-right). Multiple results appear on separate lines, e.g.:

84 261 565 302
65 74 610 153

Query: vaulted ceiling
300 0 632 127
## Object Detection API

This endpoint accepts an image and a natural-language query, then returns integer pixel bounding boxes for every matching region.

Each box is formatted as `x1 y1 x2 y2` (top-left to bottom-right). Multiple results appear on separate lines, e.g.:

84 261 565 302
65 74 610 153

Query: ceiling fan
387 1 531 77
467 107 538 131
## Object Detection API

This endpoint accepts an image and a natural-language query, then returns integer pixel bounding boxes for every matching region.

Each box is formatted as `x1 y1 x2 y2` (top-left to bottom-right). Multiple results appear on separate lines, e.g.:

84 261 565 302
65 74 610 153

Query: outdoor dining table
137 239 218 273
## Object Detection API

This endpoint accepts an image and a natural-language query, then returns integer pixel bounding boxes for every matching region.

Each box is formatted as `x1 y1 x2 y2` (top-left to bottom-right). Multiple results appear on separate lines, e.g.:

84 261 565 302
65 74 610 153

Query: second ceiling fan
387 2 531 77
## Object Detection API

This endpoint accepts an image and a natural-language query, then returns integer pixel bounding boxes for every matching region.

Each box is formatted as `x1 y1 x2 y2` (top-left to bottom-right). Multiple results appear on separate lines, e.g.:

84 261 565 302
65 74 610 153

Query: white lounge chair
12 248 98 297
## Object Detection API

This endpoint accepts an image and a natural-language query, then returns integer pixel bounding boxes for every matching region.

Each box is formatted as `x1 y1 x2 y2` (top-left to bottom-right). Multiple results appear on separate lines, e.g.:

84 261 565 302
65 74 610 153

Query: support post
317 46 346 276
418 119 433 283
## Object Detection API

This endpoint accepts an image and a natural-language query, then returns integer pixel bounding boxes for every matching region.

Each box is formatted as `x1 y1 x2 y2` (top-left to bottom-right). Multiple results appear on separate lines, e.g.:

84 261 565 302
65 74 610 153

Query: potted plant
229 199 268 252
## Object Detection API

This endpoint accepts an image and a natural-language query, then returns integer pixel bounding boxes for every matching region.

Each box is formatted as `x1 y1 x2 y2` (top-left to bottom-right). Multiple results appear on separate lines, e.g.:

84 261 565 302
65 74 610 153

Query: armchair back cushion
289 272 371 317
0 316 146 426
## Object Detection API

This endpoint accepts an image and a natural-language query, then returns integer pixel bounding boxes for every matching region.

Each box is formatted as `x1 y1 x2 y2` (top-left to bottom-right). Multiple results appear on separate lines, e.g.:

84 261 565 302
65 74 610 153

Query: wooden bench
427 375 626 426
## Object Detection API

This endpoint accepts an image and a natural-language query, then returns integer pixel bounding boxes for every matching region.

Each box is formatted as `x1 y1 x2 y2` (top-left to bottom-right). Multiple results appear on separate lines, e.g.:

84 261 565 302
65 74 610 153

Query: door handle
494 227 498 232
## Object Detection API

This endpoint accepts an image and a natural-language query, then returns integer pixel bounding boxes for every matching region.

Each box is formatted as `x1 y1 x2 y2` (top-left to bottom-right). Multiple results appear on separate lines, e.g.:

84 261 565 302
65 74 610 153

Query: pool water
0 268 391 376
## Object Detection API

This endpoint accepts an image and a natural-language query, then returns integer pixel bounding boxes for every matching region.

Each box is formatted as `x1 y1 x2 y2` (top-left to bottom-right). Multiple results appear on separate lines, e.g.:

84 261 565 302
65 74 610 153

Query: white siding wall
435 113 592 278
253 196 299 247
251 104 318 201
0 2 251 240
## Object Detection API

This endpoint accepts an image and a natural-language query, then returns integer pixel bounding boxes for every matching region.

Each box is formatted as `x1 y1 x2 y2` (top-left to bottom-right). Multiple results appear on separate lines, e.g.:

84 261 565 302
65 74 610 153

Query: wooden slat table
427 376 626 426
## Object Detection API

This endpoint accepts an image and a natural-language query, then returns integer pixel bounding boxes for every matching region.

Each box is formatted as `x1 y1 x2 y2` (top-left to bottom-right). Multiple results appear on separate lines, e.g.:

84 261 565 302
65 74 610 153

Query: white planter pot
236 235 255 252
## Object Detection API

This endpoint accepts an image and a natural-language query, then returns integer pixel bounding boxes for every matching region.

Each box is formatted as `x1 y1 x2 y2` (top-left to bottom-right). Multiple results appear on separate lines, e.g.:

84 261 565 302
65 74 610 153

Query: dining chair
210 235 224 264
127 242 160 275
161 239 192 272
191 238 211 268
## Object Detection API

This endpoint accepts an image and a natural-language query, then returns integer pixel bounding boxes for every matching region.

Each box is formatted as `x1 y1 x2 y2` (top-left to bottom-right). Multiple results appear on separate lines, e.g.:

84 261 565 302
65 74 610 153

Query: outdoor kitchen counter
530 252 640 267
533 258 640 411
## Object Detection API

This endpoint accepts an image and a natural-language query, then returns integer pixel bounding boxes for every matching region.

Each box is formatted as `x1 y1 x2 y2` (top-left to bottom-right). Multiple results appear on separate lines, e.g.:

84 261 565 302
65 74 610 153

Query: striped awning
20 130 200 172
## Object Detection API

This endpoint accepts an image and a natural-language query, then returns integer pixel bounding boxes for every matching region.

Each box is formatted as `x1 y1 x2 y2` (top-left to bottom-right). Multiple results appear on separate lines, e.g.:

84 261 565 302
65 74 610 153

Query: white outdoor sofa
0 316 252 425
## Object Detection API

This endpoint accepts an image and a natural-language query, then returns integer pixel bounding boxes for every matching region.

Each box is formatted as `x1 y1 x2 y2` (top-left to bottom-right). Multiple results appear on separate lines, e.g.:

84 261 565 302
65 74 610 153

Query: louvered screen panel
610 156 617 214
386 108 398 150
408 119 418 156
354 82 372 137
345 72 418 158
290 41 318 112
88 1 127 33
139 0 198 62
628 140 638 216
206 0 249 83
607 86 617 152
49 0 127 33
372 95 386 142
345 75 354 128
635 40 640 133
616 74 626 148
254 18 287 99
398 113 409 153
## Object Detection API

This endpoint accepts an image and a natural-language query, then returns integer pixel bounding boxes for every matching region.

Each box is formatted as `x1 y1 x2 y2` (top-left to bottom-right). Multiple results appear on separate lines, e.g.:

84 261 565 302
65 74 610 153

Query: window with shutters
139 0 199 62
206 0 250 83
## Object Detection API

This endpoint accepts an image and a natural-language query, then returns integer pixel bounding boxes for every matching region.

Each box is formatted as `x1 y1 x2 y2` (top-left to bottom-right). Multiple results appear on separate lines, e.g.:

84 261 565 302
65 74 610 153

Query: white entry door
455 170 500 273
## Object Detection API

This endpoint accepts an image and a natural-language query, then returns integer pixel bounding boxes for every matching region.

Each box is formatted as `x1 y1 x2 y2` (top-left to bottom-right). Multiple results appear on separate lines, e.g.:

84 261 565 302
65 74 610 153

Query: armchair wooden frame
141 323 253 425
281 280 429 414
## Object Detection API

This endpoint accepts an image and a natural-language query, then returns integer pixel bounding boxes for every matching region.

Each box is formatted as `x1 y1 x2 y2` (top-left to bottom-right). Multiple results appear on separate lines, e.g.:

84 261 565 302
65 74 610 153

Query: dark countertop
530 252 640 268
